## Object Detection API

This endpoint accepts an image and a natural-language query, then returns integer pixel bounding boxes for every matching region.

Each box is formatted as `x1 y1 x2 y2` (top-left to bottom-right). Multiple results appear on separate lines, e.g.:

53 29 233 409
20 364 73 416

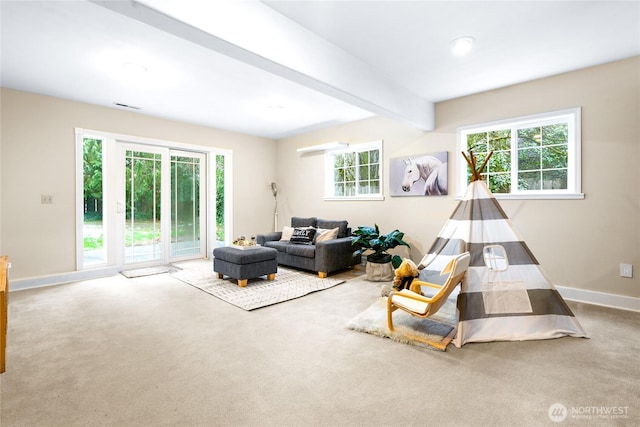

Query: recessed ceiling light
121 62 148 77
266 105 285 114
451 36 475 56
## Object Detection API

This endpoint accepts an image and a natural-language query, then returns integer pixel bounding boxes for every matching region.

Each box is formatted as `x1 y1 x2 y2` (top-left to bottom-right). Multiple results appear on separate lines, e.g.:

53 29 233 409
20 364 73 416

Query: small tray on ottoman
230 244 261 250
213 246 278 287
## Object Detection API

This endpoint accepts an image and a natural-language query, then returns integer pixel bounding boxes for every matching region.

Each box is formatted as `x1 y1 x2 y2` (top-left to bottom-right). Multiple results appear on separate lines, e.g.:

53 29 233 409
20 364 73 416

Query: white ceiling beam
91 0 434 131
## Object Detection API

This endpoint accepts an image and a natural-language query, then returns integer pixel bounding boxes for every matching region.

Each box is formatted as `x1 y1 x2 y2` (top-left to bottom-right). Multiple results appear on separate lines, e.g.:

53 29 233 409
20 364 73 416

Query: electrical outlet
41 194 53 204
620 263 633 278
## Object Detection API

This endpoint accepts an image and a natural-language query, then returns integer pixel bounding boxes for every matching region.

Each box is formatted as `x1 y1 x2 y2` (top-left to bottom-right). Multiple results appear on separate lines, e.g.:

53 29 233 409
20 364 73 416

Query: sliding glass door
124 148 164 264
120 144 206 267
170 152 205 258
76 129 229 272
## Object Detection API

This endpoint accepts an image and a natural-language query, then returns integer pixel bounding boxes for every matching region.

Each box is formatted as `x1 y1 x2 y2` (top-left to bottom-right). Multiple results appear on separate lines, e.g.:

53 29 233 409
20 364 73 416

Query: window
81 136 107 266
457 108 583 199
325 141 383 200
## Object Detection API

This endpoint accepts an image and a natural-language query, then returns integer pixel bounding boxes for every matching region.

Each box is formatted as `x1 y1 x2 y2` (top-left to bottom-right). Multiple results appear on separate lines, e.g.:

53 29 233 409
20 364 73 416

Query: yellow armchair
387 252 470 338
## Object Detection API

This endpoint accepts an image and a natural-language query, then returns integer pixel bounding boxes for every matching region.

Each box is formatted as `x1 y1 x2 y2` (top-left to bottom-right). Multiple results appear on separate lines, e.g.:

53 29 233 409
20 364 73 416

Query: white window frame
456 108 584 200
324 140 384 201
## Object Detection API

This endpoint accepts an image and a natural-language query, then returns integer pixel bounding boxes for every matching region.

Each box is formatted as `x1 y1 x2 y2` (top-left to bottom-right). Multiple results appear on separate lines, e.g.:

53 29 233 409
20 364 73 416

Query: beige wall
2 57 638 299
277 57 640 298
0 88 276 280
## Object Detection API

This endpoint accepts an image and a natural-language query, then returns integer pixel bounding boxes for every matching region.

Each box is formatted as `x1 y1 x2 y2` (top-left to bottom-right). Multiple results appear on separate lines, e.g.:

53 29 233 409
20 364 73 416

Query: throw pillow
314 227 340 243
316 219 348 238
290 227 317 245
280 226 295 241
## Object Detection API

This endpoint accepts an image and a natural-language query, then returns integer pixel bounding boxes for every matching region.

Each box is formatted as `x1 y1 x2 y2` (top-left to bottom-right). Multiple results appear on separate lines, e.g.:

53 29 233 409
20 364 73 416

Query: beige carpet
170 265 345 310
346 296 457 351
2 269 639 426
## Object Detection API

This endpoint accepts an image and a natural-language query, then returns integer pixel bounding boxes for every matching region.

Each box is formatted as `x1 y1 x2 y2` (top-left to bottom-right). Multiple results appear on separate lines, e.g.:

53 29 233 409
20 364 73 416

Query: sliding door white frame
75 128 232 272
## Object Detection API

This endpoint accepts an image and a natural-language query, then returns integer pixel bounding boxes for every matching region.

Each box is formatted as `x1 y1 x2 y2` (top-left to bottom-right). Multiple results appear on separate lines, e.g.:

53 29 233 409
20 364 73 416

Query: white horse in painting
401 156 448 195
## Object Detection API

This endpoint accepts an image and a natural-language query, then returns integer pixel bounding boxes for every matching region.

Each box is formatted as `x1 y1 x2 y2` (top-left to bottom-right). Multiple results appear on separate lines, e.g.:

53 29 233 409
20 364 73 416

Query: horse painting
401 155 448 195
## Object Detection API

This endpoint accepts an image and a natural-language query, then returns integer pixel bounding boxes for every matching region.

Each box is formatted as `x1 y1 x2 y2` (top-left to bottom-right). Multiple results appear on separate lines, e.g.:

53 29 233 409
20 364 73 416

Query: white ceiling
1 0 639 139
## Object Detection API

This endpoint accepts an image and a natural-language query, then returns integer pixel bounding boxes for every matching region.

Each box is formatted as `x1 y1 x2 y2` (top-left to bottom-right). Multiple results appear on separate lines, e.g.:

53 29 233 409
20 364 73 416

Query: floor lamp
271 182 278 232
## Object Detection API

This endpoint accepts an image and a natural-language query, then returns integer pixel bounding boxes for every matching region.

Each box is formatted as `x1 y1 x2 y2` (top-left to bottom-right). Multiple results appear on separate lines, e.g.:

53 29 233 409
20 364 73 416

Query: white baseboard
9 270 640 312
556 285 640 312
9 267 119 292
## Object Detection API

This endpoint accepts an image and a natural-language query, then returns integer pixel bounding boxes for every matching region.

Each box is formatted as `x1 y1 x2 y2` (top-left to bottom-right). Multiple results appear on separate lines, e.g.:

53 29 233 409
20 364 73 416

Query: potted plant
351 224 410 281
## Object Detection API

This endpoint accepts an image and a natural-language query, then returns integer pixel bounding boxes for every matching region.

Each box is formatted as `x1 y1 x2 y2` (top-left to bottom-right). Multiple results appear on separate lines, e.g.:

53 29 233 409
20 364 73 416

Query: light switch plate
620 263 633 278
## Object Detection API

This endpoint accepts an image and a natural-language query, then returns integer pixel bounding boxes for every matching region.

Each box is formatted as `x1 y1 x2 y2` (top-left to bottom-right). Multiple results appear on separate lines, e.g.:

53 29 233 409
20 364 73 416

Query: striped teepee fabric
416 180 587 347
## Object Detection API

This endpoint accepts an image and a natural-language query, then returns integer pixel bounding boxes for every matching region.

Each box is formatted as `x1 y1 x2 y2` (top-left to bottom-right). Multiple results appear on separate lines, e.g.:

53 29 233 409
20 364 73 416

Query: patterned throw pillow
314 227 340 243
290 227 317 245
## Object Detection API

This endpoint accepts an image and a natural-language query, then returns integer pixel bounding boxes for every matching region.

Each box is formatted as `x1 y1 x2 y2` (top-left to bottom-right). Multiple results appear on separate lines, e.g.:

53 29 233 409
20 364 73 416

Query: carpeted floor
1 264 639 426
170 264 345 310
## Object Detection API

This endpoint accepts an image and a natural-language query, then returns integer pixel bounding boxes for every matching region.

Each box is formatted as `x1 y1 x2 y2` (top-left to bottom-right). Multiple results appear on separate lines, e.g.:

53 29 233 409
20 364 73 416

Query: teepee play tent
417 153 587 347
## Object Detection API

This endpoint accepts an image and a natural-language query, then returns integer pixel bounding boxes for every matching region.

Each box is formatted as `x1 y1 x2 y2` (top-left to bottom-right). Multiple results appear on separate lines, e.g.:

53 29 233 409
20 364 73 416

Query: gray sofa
256 217 361 278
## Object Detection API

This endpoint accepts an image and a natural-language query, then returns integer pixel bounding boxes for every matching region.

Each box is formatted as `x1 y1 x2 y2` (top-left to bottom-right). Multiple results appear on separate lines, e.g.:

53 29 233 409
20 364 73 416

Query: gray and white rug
170 265 345 310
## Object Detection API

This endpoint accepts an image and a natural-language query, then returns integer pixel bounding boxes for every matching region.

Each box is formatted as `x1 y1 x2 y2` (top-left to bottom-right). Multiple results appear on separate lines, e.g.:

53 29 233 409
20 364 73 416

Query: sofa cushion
263 240 290 253
314 227 339 243
290 227 317 245
317 219 349 238
213 246 277 263
291 217 317 228
286 244 316 259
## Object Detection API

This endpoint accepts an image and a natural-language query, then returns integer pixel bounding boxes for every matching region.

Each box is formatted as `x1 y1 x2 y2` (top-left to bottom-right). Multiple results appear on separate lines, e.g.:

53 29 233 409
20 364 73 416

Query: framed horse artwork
389 151 448 196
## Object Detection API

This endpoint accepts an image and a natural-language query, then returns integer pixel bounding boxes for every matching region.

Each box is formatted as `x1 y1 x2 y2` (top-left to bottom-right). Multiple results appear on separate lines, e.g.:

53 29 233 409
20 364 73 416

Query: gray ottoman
213 246 278 287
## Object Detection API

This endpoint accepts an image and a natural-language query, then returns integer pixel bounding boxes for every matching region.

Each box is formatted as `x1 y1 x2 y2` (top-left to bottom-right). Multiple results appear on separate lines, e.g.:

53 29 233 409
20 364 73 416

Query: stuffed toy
392 258 420 292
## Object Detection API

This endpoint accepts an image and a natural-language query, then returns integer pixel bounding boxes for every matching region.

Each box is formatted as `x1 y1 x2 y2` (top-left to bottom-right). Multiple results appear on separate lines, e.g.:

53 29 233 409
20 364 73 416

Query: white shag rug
346 297 458 351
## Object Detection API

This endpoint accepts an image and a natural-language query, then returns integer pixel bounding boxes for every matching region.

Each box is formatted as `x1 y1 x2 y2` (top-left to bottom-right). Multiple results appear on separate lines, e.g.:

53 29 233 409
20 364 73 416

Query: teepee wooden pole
461 151 476 181
462 150 494 182
476 151 493 178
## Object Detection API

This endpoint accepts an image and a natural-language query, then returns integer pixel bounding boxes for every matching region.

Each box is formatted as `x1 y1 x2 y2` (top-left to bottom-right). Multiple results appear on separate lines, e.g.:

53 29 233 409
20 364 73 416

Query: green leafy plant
351 224 409 268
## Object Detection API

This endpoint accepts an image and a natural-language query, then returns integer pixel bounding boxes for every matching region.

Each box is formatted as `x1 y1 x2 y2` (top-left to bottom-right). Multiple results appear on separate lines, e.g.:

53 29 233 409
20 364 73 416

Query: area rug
121 265 180 278
170 265 345 311
346 297 458 351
